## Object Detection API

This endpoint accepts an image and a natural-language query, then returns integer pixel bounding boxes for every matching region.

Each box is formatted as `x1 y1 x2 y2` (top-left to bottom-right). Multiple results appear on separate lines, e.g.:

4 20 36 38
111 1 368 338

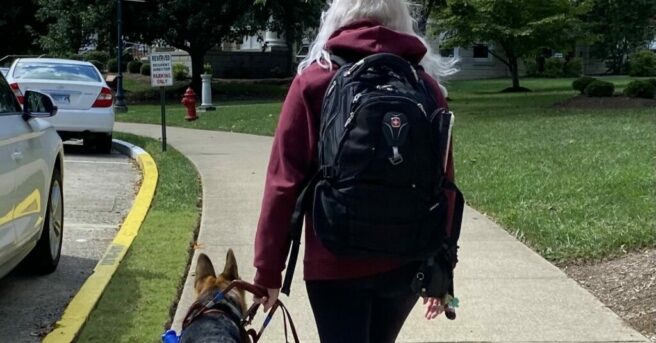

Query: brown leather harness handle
223 280 300 343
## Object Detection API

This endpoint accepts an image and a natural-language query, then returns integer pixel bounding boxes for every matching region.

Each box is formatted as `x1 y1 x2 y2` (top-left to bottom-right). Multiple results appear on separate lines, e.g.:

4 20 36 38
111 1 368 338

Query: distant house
437 44 508 80
433 40 608 80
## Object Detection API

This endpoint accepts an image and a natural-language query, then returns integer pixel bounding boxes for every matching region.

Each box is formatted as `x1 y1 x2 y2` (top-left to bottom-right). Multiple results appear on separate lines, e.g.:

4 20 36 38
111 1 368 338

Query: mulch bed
562 249 656 341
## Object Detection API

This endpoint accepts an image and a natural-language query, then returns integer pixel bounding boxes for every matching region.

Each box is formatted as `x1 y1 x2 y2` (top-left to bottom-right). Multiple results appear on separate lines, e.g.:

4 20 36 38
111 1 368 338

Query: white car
0 72 65 278
6 58 114 153
0 68 8 77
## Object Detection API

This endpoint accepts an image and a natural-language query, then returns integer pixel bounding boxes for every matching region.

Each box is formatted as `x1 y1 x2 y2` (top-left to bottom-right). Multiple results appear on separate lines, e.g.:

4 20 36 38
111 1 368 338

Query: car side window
0 76 21 114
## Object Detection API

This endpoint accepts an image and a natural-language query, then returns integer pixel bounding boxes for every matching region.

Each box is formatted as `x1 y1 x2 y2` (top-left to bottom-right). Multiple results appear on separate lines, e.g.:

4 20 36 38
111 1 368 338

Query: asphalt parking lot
0 142 140 342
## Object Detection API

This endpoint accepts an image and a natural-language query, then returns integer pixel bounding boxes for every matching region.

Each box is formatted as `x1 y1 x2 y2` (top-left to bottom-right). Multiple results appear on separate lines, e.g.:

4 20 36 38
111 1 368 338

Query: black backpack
281 53 464 298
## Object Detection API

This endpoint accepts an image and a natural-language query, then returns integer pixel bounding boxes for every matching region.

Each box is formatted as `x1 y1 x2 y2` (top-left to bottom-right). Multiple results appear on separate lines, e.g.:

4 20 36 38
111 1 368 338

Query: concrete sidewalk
116 122 647 343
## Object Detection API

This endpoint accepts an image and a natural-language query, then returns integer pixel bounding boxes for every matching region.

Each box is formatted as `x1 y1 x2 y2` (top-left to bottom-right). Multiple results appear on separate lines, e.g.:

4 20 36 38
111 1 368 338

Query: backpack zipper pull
344 112 355 128
417 103 427 117
376 85 395 92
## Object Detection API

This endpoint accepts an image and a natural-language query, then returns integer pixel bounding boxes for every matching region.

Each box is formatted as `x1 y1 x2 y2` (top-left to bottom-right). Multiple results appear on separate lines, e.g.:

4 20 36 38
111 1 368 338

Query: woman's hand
423 296 444 320
254 288 280 312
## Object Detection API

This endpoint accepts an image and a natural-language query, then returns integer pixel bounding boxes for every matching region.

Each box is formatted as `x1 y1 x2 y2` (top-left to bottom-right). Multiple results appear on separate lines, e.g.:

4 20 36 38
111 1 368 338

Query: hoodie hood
325 19 427 64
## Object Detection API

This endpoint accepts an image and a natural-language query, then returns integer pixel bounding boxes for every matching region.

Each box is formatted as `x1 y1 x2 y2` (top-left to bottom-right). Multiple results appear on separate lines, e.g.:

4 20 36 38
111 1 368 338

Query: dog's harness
164 280 300 343
181 292 244 337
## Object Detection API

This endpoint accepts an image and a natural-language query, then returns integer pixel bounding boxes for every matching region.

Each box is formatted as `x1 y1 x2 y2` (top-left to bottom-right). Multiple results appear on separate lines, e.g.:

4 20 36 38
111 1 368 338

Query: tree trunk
508 56 520 90
286 37 295 76
189 48 205 95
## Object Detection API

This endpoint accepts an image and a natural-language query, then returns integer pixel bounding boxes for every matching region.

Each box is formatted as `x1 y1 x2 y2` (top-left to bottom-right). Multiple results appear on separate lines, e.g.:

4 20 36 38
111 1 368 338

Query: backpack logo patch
391 116 401 128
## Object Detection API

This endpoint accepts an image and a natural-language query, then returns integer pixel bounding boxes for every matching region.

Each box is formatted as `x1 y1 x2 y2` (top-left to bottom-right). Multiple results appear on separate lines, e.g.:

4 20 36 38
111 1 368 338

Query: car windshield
13 62 101 82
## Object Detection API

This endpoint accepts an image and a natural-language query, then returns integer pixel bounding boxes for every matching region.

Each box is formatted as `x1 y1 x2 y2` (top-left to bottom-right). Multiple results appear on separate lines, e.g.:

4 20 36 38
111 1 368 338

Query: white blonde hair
297 0 458 80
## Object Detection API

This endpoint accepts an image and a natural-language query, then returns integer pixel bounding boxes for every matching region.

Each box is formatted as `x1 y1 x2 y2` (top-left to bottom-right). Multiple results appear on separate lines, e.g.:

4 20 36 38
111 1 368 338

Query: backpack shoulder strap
329 54 350 68
281 170 322 295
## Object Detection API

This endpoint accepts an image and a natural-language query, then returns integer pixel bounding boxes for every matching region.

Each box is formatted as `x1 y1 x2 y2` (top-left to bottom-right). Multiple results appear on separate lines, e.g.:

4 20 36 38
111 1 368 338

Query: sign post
150 53 173 152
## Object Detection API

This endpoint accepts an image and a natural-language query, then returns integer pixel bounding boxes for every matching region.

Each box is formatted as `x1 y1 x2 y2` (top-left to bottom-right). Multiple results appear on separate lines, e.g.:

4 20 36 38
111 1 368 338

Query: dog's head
194 249 247 314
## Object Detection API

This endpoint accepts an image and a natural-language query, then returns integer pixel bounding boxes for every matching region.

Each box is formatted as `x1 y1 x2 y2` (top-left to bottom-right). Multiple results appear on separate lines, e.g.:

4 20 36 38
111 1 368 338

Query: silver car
6 58 115 153
0 72 65 278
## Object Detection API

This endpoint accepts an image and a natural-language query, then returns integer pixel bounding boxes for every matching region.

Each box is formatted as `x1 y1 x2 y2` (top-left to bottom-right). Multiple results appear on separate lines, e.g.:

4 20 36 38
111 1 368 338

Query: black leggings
306 264 420 343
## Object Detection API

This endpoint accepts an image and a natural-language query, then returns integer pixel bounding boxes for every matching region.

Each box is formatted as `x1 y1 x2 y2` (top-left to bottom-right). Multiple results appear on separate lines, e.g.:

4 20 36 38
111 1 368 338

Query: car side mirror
23 90 58 120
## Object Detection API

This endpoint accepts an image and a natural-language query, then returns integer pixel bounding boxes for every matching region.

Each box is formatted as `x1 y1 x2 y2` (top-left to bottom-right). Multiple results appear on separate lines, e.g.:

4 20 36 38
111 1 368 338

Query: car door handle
11 151 23 161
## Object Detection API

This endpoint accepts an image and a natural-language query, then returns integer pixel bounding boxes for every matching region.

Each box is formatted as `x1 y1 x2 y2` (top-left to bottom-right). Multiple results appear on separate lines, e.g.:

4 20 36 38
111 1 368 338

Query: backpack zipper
411 65 419 82
417 103 427 117
326 80 337 97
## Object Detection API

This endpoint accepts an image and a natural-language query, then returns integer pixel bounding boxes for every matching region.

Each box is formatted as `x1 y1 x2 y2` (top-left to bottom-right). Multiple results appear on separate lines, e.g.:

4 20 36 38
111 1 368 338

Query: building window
472 44 489 59
440 48 455 58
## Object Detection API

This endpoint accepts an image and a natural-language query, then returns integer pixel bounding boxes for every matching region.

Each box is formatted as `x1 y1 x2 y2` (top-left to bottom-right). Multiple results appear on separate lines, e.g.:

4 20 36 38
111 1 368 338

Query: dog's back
180 315 241 343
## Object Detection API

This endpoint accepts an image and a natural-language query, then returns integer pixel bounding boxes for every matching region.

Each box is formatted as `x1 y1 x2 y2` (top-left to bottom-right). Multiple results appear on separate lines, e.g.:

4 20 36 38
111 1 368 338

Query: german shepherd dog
180 250 249 343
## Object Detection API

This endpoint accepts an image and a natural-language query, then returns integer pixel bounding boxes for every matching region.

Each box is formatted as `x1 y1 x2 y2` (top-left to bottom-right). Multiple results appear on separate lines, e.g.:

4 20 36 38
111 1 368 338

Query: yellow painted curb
43 143 158 343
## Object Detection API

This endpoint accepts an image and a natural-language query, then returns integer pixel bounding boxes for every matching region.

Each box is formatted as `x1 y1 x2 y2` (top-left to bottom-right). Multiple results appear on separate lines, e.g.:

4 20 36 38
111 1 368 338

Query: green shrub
88 60 105 72
572 76 597 94
203 63 213 75
172 64 189 81
523 58 539 77
564 57 583 77
83 51 110 64
127 60 143 74
648 79 656 88
628 50 656 76
624 80 655 99
65 53 84 61
106 58 127 73
107 59 118 73
140 63 151 76
543 57 565 78
584 80 615 97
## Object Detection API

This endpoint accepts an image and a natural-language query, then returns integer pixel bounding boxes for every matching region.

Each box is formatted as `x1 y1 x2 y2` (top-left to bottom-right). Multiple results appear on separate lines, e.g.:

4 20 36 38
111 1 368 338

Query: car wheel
25 168 64 274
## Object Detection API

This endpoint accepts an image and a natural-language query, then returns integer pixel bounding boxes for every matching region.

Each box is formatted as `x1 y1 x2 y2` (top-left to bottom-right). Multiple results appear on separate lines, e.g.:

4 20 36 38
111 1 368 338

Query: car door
0 77 22 266
0 75 49 252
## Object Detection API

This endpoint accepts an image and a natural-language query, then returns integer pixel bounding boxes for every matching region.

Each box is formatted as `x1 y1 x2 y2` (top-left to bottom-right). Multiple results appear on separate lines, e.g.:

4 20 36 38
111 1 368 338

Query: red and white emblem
391 116 401 128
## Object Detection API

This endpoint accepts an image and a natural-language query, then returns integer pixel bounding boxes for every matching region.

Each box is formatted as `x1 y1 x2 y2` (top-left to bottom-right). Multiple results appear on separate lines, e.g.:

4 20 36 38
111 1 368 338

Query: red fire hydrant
181 87 198 121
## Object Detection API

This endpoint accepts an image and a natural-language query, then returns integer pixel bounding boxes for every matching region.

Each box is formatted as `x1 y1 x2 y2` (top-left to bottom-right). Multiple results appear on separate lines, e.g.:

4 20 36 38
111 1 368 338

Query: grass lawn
77 133 201 342
117 76 655 262
446 77 655 262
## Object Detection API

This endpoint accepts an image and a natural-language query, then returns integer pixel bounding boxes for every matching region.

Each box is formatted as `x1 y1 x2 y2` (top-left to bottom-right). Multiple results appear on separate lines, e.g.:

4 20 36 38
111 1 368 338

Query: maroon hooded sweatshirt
253 19 456 289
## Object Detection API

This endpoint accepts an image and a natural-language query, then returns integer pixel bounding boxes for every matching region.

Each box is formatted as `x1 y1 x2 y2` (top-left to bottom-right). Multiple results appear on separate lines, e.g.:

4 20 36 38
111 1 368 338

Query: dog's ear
195 253 216 287
221 249 240 281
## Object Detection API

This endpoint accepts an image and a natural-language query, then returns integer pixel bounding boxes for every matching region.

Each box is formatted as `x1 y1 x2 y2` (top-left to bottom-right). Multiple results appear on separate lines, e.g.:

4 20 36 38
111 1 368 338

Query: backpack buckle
388 146 404 165
388 155 404 166
321 166 336 179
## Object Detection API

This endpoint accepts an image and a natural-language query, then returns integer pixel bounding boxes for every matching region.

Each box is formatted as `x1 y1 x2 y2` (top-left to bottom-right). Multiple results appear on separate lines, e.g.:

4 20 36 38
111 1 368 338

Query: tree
410 0 447 35
36 0 91 55
256 0 323 74
135 0 255 93
585 0 656 74
436 0 585 91
0 0 46 59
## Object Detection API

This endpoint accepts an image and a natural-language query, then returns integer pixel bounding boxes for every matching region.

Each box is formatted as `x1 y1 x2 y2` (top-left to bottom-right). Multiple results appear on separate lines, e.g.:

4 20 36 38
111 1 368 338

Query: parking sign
150 53 173 87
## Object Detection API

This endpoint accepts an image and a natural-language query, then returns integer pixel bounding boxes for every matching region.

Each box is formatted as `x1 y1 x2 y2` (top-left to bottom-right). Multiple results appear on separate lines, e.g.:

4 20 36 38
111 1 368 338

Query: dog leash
163 280 300 343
